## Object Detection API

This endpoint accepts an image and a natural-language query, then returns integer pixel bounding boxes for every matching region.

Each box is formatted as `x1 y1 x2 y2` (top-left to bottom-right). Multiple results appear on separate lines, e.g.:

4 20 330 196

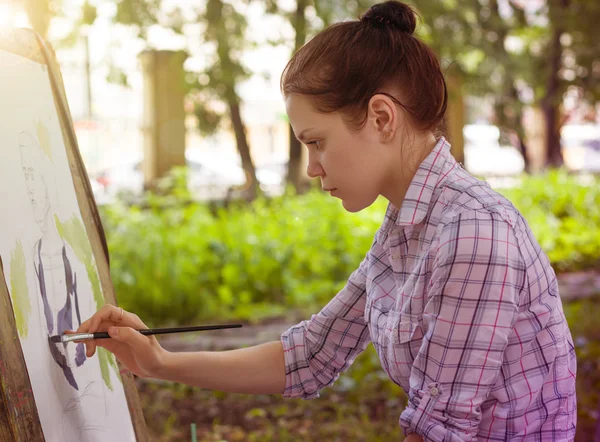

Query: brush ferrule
60 333 94 343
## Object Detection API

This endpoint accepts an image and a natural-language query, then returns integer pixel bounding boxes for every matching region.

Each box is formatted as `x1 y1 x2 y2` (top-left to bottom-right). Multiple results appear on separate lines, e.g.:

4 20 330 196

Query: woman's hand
69 305 168 378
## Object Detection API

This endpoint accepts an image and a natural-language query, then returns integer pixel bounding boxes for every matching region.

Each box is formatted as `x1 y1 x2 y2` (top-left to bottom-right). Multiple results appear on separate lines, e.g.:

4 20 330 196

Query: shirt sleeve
280 252 372 399
400 211 524 440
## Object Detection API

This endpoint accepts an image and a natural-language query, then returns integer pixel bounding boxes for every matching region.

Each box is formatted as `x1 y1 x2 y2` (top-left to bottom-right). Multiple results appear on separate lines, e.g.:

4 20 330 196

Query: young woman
75 1 577 440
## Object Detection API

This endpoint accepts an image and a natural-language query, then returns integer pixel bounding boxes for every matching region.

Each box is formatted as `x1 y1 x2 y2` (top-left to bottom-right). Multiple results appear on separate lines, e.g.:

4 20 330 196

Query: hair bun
361 1 417 35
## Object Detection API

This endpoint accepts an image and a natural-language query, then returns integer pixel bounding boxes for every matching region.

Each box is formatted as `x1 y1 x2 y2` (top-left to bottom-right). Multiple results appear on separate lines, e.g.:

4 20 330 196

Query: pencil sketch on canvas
0 47 136 442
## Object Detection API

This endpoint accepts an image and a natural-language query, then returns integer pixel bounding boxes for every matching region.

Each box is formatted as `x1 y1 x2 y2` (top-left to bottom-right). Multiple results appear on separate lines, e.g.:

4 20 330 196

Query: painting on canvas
0 48 136 442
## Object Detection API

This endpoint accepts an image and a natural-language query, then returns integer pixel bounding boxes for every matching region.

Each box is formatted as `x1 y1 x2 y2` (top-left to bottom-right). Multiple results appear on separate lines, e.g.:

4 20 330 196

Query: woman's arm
75 305 286 395
156 341 286 394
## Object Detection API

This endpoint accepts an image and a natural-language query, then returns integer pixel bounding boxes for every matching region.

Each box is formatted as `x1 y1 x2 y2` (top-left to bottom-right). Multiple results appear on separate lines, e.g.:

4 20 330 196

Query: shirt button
430 386 440 397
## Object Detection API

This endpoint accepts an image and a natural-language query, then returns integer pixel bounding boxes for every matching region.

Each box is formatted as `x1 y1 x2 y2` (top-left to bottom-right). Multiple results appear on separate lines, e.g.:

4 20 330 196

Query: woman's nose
306 156 324 179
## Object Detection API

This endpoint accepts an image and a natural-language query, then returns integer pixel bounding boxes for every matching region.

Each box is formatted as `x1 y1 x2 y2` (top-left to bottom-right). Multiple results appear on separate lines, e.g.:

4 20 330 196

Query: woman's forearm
155 340 286 395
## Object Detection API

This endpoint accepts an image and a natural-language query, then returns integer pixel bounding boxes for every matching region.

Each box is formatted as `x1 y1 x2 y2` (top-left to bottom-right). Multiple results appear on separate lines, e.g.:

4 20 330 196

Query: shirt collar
381 137 453 230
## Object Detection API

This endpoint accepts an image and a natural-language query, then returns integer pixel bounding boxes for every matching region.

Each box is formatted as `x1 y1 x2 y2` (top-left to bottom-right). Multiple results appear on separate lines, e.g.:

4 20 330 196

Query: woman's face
285 93 392 213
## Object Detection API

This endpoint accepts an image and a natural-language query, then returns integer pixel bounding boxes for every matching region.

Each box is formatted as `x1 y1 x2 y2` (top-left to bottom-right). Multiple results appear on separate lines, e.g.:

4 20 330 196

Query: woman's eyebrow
296 128 314 143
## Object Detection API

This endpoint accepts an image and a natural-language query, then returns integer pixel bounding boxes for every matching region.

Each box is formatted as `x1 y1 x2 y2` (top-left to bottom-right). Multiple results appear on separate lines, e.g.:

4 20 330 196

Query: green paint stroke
98 347 119 391
54 215 122 387
9 241 31 337
54 214 104 310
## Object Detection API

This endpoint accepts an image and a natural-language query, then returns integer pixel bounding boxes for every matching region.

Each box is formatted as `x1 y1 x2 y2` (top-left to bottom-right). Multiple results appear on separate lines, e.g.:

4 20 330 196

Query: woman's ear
367 94 398 143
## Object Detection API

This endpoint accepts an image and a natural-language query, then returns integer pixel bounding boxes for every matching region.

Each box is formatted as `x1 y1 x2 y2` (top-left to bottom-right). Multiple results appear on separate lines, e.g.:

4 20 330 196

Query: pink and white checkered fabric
281 137 577 441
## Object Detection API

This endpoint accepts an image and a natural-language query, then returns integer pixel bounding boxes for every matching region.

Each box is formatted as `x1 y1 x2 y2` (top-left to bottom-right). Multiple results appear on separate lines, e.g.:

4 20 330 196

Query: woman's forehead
285 93 313 115
286 94 335 128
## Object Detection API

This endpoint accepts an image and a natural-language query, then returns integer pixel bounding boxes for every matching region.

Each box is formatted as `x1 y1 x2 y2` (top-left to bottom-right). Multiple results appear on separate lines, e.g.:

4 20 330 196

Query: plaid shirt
281 138 577 441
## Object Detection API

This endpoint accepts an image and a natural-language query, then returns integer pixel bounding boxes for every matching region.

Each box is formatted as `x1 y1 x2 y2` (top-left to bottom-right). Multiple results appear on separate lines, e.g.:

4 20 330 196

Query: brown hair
281 1 447 134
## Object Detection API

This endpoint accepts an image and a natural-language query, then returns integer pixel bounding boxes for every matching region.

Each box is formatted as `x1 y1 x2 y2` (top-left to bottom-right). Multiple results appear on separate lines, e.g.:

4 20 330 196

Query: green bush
100 169 599 327
100 186 386 326
499 170 600 272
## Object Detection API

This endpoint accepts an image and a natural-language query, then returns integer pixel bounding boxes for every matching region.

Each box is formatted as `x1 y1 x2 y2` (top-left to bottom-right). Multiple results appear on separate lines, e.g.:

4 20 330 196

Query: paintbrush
49 324 243 343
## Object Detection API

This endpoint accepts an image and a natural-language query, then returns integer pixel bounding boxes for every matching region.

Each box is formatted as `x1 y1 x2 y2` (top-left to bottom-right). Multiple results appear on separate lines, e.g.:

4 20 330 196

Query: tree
112 0 262 199
538 0 600 167
414 0 600 171
411 0 531 168
201 0 260 199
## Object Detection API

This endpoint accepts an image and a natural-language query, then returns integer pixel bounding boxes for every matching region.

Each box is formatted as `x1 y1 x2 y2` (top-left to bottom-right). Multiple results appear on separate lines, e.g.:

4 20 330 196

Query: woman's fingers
76 305 149 356
75 318 91 334
87 305 148 333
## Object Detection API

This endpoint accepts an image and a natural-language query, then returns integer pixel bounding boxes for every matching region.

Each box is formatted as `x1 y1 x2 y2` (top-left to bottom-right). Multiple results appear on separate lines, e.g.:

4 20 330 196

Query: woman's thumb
108 326 146 348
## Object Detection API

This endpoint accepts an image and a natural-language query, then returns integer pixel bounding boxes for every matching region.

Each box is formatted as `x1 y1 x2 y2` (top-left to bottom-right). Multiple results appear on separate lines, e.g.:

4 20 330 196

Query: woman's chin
341 198 365 213
340 193 378 213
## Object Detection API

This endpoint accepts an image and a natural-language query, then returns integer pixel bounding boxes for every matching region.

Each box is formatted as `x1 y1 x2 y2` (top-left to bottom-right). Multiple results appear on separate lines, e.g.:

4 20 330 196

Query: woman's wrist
151 348 176 380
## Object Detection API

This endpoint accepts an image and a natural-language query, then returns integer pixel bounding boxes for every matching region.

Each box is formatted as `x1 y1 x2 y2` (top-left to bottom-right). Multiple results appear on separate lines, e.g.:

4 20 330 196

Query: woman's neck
381 132 438 210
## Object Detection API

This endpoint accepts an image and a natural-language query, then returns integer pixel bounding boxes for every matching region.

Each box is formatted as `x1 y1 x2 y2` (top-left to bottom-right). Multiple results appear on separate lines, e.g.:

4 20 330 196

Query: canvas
0 48 136 442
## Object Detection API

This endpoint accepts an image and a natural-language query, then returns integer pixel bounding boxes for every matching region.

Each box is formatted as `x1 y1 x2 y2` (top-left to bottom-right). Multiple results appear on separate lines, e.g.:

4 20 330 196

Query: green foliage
115 0 162 30
499 171 600 272
81 1 97 26
100 169 599 328
101 186 385 326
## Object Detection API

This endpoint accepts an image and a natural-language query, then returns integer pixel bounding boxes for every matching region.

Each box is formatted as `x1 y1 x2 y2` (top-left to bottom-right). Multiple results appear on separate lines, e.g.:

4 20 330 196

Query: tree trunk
542 1 567 168
227 91 259 200
542 97 564 168
515 131 530 174
542 26 564 169
486 0 531 173
286 0 307 192
497 88 531 174
510 86 530 173
210 0 259 200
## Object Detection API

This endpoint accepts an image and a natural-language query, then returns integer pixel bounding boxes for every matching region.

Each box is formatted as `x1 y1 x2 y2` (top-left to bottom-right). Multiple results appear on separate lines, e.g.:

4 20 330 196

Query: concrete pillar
138 50 188 189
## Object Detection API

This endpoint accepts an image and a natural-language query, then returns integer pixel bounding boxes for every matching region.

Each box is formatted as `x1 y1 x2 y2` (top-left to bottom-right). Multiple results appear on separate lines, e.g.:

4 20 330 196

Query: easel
0 28 149 442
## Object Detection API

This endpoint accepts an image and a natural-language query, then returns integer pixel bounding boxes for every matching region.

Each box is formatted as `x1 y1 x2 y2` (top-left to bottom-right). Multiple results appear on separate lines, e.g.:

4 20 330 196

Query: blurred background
2 0 600 440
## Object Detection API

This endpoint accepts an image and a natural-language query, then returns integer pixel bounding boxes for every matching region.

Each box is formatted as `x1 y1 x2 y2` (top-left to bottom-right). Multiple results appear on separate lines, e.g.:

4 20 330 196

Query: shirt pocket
385 309 421 345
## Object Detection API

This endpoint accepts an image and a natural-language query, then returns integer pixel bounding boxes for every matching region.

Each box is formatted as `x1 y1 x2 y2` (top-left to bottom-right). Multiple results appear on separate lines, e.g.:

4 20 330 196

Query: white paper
0 49 136 442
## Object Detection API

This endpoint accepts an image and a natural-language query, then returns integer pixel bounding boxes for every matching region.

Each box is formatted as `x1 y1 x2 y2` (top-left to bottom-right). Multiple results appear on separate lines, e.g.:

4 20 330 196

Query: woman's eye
308 140 323 151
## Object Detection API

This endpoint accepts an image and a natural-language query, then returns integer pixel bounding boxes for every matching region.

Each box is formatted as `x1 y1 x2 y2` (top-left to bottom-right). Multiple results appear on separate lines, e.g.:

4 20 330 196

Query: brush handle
91 324 243 340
